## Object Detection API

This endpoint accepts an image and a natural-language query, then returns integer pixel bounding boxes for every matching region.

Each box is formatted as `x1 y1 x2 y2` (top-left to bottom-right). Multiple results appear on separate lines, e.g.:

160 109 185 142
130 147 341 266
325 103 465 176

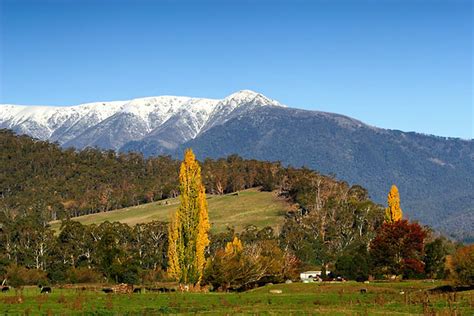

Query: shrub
334 244 370 280
66 267 103 284
204 237 298 291
6 265 48 287
402 258 425 279
452 245 474 286
424 237 454 279
108 261 140 284
139 268 168 284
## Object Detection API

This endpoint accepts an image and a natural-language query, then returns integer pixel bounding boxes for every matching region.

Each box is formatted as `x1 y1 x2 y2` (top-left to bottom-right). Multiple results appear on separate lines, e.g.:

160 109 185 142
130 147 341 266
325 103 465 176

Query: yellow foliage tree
224 237 244 256
385 184 403 223
167 149 210 284
195 185 210 281
166 212 181 280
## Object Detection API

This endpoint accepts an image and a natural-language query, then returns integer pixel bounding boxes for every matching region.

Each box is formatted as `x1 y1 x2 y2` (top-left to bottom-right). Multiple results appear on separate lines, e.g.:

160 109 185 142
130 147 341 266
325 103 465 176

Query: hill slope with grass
50 188 291 233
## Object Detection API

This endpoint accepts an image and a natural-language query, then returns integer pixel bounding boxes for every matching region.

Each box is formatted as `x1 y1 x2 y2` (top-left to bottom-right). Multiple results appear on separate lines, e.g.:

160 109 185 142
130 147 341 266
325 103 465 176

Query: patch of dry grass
50 188 291 233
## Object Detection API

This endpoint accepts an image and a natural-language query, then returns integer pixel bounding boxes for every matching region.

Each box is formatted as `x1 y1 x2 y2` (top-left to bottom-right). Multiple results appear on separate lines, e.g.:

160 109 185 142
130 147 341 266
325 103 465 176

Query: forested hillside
180 107 474 243
1 128 471 244
0 129 353 223
2 129 413 286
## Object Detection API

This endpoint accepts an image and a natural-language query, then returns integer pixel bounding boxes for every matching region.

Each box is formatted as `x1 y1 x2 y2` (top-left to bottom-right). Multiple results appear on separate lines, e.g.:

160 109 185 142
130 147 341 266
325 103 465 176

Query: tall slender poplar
167 149 210 284
385 184 403 223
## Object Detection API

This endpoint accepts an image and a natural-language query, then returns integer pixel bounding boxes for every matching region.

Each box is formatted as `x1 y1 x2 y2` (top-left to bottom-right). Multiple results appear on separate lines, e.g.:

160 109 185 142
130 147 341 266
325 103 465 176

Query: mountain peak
226 89 260 98
223 90 284 107
0 90 283 148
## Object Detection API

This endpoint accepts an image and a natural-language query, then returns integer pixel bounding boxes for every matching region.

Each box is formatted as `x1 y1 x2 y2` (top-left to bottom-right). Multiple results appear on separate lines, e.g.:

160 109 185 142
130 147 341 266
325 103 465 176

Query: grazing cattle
133 288 142 293
40 286 52 294
145 287 175 293
102 288 114 293
113 283 133 294
1 286 9 293
360 288 367 294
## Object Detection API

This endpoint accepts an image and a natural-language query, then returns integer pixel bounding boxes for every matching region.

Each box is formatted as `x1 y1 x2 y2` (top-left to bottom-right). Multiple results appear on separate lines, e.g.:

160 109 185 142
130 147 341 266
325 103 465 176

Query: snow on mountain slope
0 90 282 150
195 90 283 135
0 101 126 141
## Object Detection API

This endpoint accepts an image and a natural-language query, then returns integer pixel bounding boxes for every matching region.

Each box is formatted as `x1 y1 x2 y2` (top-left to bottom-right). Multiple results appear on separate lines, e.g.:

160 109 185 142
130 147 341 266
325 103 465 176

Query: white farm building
300 271 331 282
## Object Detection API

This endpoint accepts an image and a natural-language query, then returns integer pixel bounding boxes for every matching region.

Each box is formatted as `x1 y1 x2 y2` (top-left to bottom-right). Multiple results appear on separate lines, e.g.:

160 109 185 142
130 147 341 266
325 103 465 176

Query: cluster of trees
1 129 313 220
0 213 298 290
1 130 179 219
278 183 471 285
0 206 472 289
165 150 299 291
0 217 169 286
1 131 473 289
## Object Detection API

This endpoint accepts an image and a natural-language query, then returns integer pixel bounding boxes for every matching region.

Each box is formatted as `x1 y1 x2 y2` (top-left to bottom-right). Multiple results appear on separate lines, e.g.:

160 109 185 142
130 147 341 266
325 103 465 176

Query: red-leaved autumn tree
370 220 427 278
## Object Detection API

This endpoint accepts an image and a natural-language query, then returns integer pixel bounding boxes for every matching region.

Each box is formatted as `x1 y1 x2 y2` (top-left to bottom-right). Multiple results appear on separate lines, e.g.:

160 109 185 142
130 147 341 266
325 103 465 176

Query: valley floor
1 281 473 315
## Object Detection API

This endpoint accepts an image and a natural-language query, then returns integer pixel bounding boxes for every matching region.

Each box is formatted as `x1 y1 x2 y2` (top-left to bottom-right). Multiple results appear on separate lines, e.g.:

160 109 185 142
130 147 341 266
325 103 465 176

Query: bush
0 257 10 281
66 267 104 284
6 265 48 287
452 245 474 286
204 238 298 291
139 268 168 285
402 258 425 279
334 244 370 280
424 237 454 279
108 261 140 284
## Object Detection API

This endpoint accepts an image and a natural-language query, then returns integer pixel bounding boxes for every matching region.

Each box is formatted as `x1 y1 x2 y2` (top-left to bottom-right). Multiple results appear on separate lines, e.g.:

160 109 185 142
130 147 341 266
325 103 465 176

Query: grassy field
50 189 291 233
1 281 472 315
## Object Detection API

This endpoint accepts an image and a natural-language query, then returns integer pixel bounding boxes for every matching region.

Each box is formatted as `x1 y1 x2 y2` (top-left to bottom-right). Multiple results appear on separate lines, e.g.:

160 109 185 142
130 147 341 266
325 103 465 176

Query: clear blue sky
0 0 472 139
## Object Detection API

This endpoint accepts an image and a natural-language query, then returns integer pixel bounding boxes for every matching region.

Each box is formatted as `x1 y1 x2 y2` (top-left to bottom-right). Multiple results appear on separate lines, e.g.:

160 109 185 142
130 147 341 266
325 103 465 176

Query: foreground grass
1 281 473 315
50 189 290 233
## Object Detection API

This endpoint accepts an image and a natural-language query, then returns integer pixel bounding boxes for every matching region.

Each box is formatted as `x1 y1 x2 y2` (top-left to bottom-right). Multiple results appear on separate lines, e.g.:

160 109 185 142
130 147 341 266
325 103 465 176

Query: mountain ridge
0 90 283 150
176 105 473 242
1 90 473 242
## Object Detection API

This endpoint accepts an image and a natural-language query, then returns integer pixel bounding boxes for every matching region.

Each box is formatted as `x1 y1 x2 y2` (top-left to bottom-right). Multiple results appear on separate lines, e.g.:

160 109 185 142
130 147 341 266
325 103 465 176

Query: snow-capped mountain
0 90 282 151
2 89 473 243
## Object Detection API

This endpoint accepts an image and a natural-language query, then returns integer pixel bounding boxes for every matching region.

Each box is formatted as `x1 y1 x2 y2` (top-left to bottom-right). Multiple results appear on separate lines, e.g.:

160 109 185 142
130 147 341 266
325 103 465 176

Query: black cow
1 286 9 293
40 286 52 294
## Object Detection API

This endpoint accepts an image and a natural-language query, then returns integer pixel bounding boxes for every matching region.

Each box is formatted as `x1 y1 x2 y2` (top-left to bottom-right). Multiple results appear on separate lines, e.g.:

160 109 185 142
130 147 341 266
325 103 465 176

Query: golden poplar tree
167 149 210 284
385 184 403 223
224 236 243 256
167 212 181 279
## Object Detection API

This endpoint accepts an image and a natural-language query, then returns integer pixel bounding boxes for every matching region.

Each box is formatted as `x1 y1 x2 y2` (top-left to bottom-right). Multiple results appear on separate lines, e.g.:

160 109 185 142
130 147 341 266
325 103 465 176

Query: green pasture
1 281 473 315
50 189 290 233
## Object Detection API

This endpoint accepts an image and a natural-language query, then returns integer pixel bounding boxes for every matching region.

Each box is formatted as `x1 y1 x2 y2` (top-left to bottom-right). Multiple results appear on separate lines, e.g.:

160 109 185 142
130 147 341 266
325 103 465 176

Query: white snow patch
0 90 282 145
